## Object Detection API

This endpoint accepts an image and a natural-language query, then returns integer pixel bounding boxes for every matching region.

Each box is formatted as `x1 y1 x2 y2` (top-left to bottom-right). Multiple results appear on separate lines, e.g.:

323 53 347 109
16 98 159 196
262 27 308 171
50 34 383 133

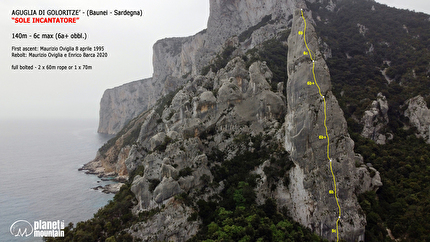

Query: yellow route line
300 9 341 242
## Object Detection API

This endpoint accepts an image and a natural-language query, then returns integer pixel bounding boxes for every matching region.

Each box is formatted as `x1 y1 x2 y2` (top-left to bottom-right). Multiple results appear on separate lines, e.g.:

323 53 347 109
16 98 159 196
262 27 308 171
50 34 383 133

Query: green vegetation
148 179 161 192
98 112 146 157
309 0 430 241
44 183 137 242
354 131 430 242
154 87 182 117
310 0 430 119
44 10 363 241
239 14 274 42
153 136 173 153
46 131 326 242
97 86 182 161
201 45 237 75
244 31 289 93
191 198 328 242
44 166 151 241
201 14 282 76
190 134 326 241
178 167 193 178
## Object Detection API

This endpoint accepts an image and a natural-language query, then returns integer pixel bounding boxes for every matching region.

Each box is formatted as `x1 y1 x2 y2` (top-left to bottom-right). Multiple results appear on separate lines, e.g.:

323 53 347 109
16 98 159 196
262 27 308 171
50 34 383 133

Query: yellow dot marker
301 9 342 242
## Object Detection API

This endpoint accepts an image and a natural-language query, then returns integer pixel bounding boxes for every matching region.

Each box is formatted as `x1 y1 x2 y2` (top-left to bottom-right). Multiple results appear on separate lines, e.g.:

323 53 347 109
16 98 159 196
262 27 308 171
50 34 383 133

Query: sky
376 0 430 15
0 0 428 121
0 0 210 120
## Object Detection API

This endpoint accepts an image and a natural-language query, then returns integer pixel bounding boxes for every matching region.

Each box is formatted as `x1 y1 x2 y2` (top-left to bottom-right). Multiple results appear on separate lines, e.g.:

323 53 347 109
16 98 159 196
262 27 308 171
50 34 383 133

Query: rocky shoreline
91 183 125 194
79 159 127 194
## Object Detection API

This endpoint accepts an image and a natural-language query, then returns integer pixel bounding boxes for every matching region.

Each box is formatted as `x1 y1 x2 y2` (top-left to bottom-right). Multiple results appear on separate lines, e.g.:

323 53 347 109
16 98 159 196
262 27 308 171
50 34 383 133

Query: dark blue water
0 119 115 241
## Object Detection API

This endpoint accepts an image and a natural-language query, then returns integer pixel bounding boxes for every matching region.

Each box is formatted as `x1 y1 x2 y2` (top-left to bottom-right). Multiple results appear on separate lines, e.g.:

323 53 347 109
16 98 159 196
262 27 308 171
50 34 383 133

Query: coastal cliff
92 0 381 240
79 0 430 241
98 0 296 135
98 78 152 135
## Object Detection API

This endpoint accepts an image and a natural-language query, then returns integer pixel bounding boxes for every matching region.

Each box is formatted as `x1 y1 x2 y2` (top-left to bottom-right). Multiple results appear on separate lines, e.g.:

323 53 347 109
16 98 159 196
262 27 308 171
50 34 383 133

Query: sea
0 119 116 241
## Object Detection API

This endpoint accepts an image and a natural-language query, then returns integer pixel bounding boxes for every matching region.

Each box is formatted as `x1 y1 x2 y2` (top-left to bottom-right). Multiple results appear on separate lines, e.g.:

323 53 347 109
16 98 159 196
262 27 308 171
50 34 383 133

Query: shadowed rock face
284 8 381 241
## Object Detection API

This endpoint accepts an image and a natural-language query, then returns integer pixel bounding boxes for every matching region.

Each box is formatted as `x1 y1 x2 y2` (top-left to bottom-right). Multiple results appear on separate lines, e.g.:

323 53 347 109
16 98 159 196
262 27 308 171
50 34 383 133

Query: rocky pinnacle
284 7 381 242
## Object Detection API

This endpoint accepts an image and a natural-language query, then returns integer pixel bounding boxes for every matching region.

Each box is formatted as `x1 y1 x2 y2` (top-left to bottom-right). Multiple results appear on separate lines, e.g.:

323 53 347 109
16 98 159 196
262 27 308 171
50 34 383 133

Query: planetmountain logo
10 220 33 237
10 219 65 238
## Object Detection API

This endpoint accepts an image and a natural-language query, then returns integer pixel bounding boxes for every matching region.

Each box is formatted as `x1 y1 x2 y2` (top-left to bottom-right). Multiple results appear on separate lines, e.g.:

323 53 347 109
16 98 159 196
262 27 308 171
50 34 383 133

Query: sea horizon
0 118 115 241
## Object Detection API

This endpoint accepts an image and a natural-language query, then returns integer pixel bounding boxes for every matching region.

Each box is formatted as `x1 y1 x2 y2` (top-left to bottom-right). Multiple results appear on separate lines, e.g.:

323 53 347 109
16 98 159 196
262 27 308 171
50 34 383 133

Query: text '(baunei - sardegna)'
11 9 143 24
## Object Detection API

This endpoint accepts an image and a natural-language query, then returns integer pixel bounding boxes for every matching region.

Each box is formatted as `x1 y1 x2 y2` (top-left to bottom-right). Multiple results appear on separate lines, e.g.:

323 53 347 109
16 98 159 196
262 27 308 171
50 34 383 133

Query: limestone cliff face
98 78 154 135
284 7 381 241
98 34 205 135
404 95 430 143
207 0 295 48
127 58 286 240
92 0 385 241
361 93 392 144
152 34 206 88
98 0 296 134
